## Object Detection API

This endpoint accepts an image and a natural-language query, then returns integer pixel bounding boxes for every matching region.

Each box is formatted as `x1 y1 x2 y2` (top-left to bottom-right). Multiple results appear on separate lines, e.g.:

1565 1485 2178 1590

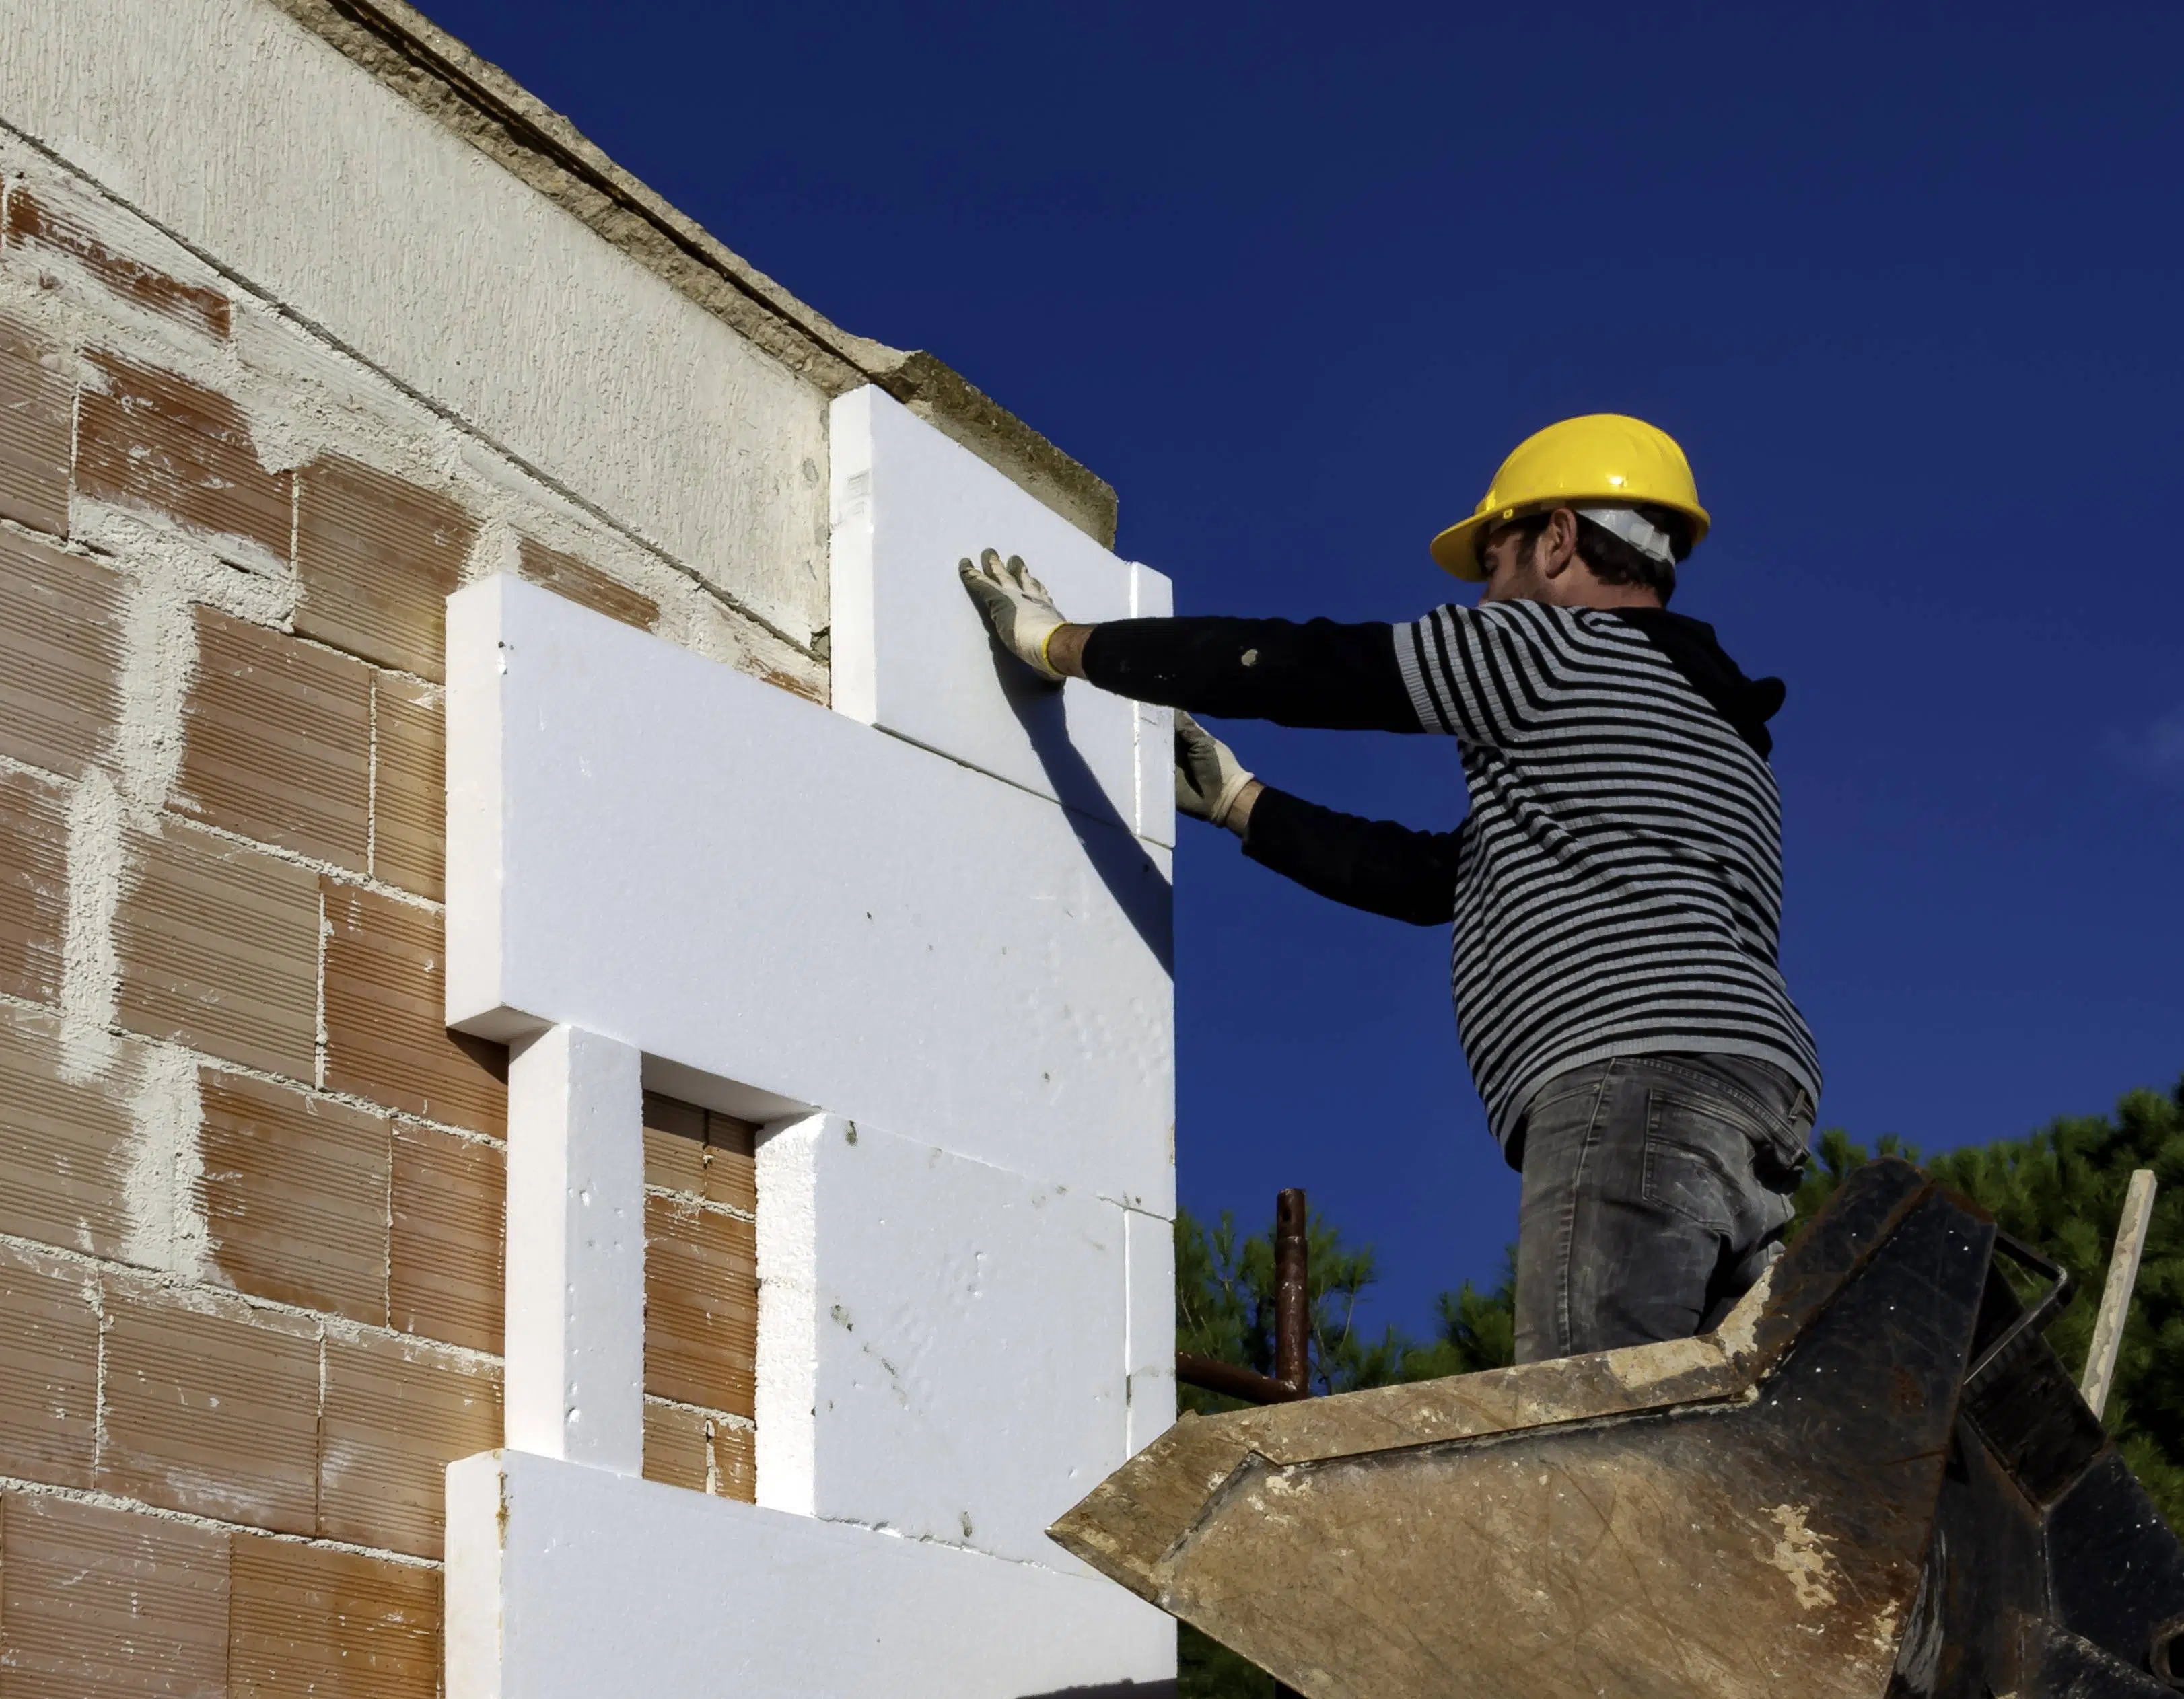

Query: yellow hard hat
1429 413 1712 581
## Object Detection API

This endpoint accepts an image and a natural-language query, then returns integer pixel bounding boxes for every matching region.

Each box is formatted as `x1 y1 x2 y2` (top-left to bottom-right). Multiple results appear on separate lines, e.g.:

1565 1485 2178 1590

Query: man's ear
1537 507 1580 579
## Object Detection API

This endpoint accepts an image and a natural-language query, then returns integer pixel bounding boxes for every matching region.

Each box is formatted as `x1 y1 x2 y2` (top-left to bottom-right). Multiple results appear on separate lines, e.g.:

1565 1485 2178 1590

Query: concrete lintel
266 0 1119 547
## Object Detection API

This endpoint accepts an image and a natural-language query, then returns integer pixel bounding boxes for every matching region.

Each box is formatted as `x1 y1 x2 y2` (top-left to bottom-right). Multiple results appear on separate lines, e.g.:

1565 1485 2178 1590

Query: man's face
1477 522 1547 604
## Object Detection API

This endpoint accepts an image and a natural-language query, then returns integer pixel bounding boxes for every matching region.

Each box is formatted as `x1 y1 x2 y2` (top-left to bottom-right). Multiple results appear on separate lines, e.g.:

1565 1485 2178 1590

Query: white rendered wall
831 388 1175 844
446 1451 1175 1699
0 0 832 642
446 574 1175 1215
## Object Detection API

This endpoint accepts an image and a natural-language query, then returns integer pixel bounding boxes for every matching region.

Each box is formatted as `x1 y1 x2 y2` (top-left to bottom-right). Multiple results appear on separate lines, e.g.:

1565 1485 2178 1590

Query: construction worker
962 414 1821 1364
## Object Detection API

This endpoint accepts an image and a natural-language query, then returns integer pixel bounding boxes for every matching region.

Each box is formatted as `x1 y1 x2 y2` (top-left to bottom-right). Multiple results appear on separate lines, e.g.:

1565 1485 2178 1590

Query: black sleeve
1079 616 1420 733
1240 786 1459 926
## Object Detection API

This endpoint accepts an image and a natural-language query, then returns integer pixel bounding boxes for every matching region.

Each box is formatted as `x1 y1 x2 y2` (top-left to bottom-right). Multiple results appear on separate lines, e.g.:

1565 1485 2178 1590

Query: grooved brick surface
0 765 69 1005
229 1534 440 1699
320 1332 500 1560
322 881 506 1135
517 535 658 632
199 1070 390 1326
0 528 125 779
0 1240 98 1488
98 1283 322 1535
0 1009 133 1257
642 1091 756 1215
77 352 289 562
641 1396 706 1492
116 822 319 1079
643 1193 757 1418
641 1400 754 1503
1 1492 230 1698
5 188 231 341
178 607 372 870
713 1414 756 1502
295 456 474 680
0 314 71 537
371 675 443 900
389 1122 502 1354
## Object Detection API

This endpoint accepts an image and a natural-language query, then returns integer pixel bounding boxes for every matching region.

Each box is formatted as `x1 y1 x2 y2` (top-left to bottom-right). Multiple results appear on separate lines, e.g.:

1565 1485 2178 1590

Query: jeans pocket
1754 1124 1812 1187
1640 1092 1745 1233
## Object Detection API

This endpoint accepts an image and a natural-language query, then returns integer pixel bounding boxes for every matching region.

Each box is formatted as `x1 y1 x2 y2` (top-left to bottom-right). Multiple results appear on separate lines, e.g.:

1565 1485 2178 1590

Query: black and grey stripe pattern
1395 600 1821 1146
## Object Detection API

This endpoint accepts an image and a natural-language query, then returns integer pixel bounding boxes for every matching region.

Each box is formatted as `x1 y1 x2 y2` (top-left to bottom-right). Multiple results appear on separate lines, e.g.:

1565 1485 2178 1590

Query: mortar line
365 672 380 882
641 1392 754 1432
641 1182 755 1226
0 1471 442 1568
0 499 449 691
0 1227 505 1369
0 988 512 1148
314 879 328 1091
314 1330 328 1532
88 1268 107 1481
153 809 442 913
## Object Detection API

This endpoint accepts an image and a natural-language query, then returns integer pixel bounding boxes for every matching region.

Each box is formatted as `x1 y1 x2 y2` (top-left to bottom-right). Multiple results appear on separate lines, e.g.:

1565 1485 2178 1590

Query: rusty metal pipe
1175 1353 1310 1405
1275 1188 1309 1396
1174 1188 1316 1408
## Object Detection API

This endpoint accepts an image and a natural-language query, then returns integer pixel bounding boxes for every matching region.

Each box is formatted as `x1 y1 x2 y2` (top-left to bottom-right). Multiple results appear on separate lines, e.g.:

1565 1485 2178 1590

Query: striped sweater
1081 600 1821 1151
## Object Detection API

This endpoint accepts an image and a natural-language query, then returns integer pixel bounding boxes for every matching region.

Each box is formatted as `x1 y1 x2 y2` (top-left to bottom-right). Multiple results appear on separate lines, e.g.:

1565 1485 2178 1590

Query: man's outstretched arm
961 551 1418 733
1177 714 1456 927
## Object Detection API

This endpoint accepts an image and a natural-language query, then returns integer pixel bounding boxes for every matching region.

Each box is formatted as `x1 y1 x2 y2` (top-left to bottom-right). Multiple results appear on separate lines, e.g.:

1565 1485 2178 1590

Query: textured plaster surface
0 133 822 696
446 1449 1174 1699
0 0 833 645
446 574 1176 1215
265 0 1120 547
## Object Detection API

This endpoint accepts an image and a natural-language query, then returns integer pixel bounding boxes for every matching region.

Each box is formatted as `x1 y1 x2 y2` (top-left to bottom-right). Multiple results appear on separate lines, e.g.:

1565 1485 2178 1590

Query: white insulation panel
831 387 1174 843
1124 1207 1179 1457
756 1114 1129 1571
446 1451 1176 1699
446 574 1176 1214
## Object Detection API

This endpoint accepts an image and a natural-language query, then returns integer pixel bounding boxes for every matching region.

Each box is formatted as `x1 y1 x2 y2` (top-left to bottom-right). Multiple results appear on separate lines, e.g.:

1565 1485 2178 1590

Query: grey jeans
1511 1052 1816 1365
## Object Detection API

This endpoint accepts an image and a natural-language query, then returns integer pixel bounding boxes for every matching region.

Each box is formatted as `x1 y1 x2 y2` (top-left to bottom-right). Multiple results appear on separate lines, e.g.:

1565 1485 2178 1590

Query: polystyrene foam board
446 575 1174 1215
503 1025 645 1472
831 387 1174 844
446 1450 1174 1698
1124 1208 1178 1457
754 1114 1128 1570
1130 564 1177 849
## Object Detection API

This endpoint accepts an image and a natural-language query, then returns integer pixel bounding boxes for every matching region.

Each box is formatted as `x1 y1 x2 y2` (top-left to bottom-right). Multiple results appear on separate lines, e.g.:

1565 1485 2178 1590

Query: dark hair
1508 505 1689 604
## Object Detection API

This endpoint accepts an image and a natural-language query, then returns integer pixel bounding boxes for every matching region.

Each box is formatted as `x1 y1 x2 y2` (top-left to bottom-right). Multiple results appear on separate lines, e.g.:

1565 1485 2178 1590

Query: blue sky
421 0 2184 1334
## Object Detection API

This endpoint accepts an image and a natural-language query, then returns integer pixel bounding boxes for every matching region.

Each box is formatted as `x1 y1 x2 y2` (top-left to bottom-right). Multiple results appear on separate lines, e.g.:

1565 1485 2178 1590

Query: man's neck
1555 580 1666 612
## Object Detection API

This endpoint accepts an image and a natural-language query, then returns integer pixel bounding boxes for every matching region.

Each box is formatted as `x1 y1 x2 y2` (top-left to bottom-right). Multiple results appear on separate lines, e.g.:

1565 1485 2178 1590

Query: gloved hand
1174 711 1256 830
959 548 1068 684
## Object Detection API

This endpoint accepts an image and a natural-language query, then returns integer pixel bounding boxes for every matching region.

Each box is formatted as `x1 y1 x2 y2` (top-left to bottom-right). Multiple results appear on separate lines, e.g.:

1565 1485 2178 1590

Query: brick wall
0 146 789 1695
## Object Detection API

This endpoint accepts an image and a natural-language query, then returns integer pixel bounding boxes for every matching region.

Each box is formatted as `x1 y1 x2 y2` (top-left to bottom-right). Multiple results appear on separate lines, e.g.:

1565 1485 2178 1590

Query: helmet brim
1428 498 1712 582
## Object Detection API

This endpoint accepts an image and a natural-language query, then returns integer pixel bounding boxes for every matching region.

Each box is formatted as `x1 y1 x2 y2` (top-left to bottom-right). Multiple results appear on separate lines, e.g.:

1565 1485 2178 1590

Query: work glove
1174 711 1255 830
959 548 1068 684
